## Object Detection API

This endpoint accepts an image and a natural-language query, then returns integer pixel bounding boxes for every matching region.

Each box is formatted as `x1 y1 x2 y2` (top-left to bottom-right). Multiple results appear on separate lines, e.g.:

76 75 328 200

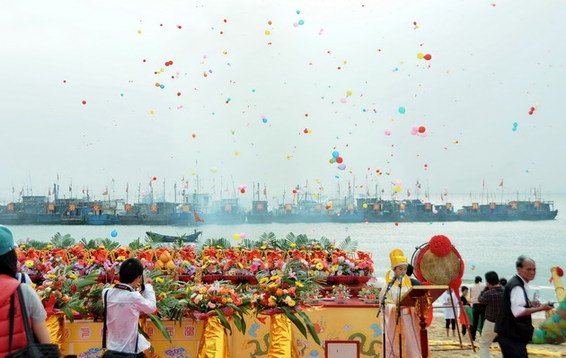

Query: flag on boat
194 211 204 222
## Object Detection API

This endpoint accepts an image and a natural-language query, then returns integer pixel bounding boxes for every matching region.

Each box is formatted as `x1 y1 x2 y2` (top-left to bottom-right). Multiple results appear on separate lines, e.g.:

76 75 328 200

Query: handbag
7 286 62 358
101 289 140 358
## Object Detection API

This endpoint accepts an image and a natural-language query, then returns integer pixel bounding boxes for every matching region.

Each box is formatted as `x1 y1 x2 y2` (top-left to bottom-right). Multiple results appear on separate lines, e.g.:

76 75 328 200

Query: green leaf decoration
147 313 172 342
282 306 307 339
297 309 321 345
214 308 232 335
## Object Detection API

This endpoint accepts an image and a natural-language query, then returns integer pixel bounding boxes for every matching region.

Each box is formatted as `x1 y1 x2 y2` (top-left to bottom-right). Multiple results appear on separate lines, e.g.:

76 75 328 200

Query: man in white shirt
102 258 156 357
495 256 553 357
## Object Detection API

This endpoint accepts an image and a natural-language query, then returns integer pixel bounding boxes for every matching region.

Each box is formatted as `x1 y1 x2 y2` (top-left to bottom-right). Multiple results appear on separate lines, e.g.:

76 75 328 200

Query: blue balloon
110 230 118 238
332 151 340 158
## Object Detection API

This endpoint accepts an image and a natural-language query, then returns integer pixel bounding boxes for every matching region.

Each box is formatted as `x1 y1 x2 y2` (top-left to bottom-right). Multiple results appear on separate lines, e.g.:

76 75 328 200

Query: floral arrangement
171 281 250 334
34 264 98 321
301 286 323 303
252 260 322 344
331 284 351 301
16 239 374 283
358 285 381 300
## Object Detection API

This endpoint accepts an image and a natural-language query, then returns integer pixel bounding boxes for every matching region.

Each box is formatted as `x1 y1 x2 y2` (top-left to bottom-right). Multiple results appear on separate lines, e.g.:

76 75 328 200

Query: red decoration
449 277 462 292
557 267 564 277
429 235 452 257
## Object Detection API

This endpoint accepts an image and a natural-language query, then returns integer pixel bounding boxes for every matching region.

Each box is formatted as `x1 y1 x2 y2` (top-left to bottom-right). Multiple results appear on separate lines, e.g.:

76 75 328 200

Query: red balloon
336 157 344 164
81 100 87 105
423 54 432 61
240 188 246 194
418 126 426 133
152 177 157 181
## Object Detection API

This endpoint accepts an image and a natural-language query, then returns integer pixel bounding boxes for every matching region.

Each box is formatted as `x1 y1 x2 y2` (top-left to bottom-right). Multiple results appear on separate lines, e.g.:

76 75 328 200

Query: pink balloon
419 132 428 138
384 129 391 136
340 98 347 103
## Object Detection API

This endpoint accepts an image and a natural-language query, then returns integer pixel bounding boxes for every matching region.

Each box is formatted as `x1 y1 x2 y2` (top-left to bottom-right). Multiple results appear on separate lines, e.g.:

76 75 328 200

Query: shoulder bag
7 286 62 358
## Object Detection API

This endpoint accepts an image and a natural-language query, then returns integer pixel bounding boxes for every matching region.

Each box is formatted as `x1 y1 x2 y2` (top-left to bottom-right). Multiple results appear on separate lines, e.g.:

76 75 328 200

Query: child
460 286 471 335
102 258 156 357
442 290 460 337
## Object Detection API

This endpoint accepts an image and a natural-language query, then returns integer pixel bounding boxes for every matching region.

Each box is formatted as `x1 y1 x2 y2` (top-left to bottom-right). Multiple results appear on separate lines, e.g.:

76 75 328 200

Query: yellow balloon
234 152 240 156
264 30 271 35
394 186 402 193
417 53 424 59
362 203 368 208
346 90 353 96
233 234 241 240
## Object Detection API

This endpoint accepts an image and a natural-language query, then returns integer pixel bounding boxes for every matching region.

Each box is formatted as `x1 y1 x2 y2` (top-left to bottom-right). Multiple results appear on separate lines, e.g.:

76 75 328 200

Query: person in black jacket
495 256 553 357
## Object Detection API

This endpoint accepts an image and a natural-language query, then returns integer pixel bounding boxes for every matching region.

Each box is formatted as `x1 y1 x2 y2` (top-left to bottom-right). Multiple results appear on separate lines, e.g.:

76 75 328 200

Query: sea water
8 194 566 306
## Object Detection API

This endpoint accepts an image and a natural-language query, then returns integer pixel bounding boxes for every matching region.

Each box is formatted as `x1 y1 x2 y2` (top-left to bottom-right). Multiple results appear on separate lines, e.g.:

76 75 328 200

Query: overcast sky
1 0 565 205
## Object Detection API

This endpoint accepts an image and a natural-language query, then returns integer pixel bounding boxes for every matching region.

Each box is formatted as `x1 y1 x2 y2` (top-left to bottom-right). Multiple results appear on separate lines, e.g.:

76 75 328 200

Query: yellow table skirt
63 305 383 357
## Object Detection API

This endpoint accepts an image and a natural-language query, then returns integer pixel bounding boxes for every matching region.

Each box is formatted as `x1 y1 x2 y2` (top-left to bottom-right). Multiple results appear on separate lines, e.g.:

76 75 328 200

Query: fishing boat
207 198 246 225
146 230 202 243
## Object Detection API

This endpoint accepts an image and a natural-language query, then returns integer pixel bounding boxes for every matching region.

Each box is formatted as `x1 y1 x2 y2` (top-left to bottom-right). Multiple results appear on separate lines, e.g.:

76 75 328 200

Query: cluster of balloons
512 122 519 132
232 233 247 240
261 116 268 123
303 128 312 133
325 202 333 210
237 184 247 194
410 125 428 137
417 53 432 61
528 106 536 115
155 82 165 89
532 297 566 344
164 60 174 66
329 151 346 170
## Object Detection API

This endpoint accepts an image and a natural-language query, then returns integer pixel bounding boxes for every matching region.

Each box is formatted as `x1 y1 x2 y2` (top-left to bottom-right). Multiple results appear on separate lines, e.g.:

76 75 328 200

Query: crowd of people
453 258 554 358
